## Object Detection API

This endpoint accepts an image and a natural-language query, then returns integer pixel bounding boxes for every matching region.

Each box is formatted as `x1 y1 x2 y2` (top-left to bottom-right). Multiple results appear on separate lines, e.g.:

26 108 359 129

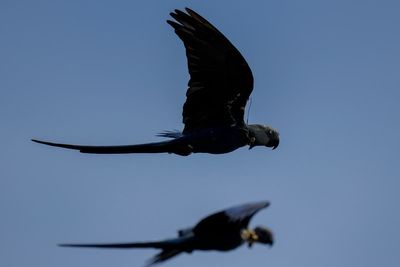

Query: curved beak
272 138 279 150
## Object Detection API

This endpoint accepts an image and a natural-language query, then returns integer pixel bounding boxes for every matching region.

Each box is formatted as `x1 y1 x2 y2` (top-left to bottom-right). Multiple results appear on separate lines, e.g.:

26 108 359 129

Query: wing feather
168 8 254 133
193 201 269 234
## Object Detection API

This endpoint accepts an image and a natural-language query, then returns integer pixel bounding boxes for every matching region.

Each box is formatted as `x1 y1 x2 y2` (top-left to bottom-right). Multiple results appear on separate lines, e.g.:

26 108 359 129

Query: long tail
31 139 183 154
59 240 177 249
59 237 190 266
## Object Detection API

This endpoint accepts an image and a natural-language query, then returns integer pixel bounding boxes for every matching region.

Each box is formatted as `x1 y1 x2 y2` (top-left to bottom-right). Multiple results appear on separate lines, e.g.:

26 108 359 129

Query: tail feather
31 139 178 154
59 236 193 266
59 240 169 249
59 235 192 250
145 249 182 267
60 237 190 266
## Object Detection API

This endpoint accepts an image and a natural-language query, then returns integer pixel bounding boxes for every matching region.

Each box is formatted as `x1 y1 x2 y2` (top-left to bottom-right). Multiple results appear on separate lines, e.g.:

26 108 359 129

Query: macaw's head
241 226 274 248
248 124 280 150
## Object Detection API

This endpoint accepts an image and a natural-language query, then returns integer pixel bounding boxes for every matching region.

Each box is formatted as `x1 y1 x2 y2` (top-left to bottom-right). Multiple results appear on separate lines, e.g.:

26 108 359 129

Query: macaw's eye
268 130 273 135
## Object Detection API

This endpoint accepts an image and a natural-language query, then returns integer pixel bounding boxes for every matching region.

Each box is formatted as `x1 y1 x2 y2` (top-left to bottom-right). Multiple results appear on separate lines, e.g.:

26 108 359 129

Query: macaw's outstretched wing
193 201 270 234
167 8 254 133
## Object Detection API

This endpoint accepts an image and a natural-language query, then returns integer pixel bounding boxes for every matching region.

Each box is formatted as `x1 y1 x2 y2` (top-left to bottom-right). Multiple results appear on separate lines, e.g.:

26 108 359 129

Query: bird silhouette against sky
60 201 273 266
32 8 279 156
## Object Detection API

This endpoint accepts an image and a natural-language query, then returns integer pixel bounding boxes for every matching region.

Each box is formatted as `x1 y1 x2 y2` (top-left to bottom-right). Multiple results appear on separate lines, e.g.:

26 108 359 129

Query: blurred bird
60 201 273 266
32 8 279 156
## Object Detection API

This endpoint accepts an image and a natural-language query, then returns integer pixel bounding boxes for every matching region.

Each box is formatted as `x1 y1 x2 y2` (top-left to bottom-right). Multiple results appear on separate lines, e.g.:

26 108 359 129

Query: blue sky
1 0 399 267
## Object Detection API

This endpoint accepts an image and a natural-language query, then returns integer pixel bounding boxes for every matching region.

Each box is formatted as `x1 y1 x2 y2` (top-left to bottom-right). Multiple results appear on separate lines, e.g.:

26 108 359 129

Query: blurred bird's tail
145 249 182 267
59 241 166 249
59 236 192 266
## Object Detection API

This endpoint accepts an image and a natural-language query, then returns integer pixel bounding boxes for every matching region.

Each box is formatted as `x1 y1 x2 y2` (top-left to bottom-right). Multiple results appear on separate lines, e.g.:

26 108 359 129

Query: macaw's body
33 125 276 156
32 8 279 156
60 201 274 266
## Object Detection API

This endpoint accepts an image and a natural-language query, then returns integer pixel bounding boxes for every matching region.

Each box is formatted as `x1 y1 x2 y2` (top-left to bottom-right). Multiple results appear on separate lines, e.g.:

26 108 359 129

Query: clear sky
1 0 399 267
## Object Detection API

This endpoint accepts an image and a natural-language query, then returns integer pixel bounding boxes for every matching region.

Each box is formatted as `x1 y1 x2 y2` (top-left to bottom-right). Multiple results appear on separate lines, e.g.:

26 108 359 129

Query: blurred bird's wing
193 201 270 233
167 8 254 133
224 201 270 223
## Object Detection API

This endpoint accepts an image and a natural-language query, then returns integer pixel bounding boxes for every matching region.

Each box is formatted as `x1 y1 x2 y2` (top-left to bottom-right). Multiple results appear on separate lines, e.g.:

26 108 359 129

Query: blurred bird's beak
272 139 279 150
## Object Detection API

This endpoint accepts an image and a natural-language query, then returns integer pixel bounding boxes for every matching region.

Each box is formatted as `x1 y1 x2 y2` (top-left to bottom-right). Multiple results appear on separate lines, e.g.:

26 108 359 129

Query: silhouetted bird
60 201 273 266
32 8 279 156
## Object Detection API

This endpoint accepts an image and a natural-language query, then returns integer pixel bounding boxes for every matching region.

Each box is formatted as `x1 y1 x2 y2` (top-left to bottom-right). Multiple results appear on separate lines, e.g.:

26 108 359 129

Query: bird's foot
241 229 259 247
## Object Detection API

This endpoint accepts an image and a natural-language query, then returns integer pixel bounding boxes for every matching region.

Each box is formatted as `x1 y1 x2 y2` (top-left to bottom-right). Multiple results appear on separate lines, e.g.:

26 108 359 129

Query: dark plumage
60 201 273 266
32 8 279 156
